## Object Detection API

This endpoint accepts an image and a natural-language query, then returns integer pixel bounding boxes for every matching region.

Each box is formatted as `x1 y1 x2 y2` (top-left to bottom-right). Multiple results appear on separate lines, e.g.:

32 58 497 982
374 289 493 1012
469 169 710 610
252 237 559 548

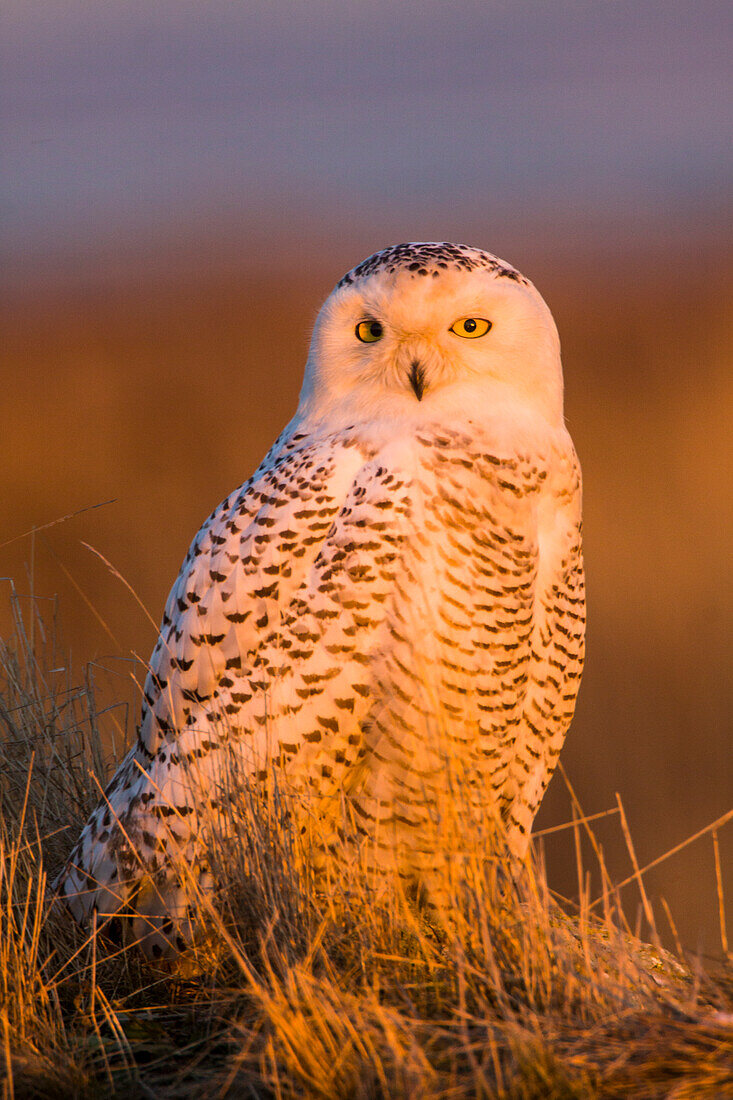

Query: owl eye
450 317 492 339
356 319 384 343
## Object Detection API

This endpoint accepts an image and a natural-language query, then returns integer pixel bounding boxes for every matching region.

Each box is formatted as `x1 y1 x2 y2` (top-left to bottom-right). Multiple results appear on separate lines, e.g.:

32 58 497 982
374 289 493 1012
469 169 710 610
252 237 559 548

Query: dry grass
1 585 732 1098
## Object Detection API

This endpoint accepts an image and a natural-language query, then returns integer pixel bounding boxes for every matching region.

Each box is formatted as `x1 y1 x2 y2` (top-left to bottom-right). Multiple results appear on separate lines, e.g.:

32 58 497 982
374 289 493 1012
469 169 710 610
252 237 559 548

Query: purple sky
3 0 731 258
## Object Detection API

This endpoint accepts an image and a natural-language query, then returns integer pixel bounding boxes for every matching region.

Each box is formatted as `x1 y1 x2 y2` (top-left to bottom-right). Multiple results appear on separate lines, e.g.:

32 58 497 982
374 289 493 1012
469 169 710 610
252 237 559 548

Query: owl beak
408 360 425 401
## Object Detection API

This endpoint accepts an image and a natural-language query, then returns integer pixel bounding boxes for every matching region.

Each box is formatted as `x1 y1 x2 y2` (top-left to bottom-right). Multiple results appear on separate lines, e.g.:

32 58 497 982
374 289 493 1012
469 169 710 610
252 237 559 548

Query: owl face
299 243 564 429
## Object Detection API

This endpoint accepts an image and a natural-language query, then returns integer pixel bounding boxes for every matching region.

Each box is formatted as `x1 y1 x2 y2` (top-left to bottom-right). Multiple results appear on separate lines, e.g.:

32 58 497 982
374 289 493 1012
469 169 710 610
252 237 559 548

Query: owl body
56 243 584 954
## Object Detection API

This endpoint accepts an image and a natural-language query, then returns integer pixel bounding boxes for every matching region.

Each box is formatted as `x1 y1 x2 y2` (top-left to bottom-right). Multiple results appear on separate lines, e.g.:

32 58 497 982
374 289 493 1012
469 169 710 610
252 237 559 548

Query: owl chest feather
346 426 552 822
145 423 567 777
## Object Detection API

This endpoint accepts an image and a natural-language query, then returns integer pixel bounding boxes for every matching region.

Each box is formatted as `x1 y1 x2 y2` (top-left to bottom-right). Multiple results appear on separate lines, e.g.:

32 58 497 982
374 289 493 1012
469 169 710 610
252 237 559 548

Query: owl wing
54 425 416 922
464 440 584 853
511 446 585 846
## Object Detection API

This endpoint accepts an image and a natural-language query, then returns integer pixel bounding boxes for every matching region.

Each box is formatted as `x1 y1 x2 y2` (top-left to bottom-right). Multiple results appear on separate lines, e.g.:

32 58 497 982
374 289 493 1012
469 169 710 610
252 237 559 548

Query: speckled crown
336 241 527 289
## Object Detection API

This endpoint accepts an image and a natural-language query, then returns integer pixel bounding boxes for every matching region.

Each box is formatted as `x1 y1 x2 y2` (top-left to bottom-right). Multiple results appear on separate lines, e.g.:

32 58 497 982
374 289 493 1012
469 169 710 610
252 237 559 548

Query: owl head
298 242 564 430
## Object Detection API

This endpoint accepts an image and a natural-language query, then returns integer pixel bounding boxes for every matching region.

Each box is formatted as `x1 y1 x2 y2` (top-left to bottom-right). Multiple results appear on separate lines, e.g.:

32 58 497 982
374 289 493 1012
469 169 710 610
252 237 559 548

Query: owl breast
340 424 559 863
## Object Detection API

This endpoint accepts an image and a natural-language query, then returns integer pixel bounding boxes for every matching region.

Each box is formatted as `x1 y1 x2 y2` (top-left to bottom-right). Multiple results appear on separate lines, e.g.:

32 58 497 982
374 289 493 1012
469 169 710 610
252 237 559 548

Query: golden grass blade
42 542 123 651
0 500 117 551
616 792 661 949
532 806 620 838
80 542 160 637
712 830 730 959
591 806 733 913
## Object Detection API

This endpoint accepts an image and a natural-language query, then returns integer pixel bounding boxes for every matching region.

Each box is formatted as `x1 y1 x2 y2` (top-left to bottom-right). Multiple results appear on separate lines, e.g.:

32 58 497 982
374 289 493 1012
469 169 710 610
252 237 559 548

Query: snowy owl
55 242 585 958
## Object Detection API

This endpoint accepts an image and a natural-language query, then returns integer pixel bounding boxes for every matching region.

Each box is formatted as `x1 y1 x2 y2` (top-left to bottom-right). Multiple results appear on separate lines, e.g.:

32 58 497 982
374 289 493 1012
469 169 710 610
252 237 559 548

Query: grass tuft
1 585 731 1097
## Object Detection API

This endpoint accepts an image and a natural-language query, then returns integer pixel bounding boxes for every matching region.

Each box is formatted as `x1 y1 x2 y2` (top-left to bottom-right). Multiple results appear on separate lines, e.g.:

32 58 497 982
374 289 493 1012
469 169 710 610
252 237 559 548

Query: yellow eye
356 319 384 343
450 317 492 339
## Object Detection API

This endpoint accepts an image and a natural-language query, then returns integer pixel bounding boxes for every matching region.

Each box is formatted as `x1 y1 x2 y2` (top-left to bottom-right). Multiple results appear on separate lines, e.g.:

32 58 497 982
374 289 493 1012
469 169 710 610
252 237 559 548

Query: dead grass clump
1 586 732 1097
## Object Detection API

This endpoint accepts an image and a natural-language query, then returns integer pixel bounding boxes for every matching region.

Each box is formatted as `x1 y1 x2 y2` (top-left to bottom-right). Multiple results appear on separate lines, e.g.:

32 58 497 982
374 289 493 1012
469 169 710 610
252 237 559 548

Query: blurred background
2 0 731 954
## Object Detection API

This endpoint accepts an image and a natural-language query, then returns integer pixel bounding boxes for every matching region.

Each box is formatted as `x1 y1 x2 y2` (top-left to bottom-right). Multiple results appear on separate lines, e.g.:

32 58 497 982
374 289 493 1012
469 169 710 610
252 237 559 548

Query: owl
55 242 585 959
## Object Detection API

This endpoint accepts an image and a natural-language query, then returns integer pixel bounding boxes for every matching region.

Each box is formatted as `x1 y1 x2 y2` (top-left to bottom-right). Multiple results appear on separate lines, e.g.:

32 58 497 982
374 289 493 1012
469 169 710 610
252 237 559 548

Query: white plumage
55 243 584 959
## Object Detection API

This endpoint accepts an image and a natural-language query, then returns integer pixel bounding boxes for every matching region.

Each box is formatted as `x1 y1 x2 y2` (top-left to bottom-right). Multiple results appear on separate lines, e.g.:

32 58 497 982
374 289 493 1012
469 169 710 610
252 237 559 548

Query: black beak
408 360 425 401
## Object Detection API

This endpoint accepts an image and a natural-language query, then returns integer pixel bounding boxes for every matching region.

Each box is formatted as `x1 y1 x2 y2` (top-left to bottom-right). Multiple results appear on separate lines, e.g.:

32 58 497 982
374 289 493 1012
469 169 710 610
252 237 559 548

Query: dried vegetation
1 583 732 1099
